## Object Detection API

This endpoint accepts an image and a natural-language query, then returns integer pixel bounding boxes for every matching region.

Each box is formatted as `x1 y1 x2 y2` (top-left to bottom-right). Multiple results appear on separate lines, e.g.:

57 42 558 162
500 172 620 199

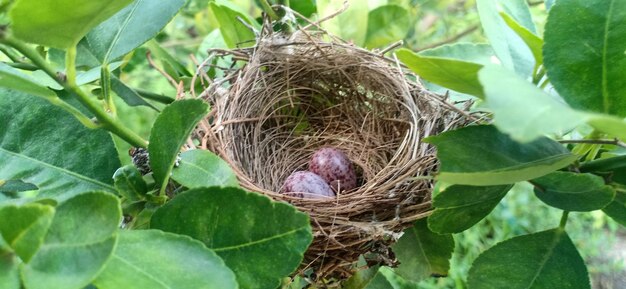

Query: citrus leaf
93 230 237 289
171 150 239 189
0 63 55 98
468 229 590 289
0 251 19 289
544 0 626 116
151 187 313 289
480 65 626 142
532 172 615 211
424 125 577 185
110 76 157 110
22 192 122 289
9 0 133 48
318 0 368 46
365 5 410 49
392 219 454 281
602 188 626 226
148 99 209 194
85 0 185 63
0 90 118 200
0 204 54 262
477 0 535 77
209 1 258 49
428 185 513 234
397 48 485 98
499 11 543 72
113 165 147 201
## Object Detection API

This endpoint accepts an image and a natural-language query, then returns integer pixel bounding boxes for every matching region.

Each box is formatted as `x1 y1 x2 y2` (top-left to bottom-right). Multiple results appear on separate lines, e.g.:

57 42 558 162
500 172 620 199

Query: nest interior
194 29 469 278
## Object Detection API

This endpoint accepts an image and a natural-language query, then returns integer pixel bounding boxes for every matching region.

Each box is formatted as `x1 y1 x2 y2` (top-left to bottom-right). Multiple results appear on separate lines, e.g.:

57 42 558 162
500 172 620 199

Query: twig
558 138 626 148
417 24 480 51
146 50 179 88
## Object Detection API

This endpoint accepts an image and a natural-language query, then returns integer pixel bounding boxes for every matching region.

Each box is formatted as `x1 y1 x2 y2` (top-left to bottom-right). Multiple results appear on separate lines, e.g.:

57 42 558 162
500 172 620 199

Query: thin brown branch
417 24 480 51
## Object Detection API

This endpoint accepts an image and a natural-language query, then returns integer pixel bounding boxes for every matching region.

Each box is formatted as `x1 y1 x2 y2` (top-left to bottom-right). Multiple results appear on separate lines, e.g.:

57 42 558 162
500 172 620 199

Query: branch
1 35 148 148
417 24 480 51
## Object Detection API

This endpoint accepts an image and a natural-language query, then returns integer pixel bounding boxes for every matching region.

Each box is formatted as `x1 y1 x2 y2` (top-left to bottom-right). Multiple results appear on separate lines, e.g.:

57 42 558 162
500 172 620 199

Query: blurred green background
113 1 625 288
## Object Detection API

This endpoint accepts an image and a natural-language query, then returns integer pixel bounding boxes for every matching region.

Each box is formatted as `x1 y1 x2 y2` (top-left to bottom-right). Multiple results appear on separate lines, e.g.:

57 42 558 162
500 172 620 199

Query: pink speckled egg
282 171 335 199
309 147 357 192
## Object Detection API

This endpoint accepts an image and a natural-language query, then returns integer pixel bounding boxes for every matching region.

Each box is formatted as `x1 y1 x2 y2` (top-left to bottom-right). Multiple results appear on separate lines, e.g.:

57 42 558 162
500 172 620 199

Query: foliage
0 0 624 289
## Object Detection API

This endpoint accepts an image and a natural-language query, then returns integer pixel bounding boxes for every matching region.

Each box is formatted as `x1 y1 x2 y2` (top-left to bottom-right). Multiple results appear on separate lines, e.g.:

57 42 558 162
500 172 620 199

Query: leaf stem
1 35 147 148
559 138 626 148
65 45 77 86
559 211 569 230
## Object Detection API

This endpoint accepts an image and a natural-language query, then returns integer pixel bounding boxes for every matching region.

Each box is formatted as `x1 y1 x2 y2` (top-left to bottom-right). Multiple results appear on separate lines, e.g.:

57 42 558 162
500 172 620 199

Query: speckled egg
282 171 335 199
309 147 357 192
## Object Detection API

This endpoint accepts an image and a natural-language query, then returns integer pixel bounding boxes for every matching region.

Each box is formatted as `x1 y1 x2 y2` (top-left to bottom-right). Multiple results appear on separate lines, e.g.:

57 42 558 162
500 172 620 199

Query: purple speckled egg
282 171 335 199
309 147 357 192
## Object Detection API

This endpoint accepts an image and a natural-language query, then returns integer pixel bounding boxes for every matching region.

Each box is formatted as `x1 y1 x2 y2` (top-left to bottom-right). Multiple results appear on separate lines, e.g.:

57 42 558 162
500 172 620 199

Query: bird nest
190 24 471 279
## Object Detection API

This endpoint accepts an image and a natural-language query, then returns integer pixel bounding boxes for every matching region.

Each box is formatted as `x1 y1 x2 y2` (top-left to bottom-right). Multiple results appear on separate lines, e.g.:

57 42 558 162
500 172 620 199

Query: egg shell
309 147 357 192
281 171 335 199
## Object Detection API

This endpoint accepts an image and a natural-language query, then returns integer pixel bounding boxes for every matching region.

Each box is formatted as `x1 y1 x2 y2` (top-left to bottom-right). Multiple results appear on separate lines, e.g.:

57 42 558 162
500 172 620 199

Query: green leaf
468 229 590 289
499 12 543 73
151 187 313 289
22 192 121 289
544 0 626 116
209 1 258 49
0 90 118 200
0 251 19 289
602 188 626 226
85 0 185 64
318 0 369 46
289 0 316 18
110 75 158 110
428 185 513 234
145 39 192 79
9 0 133 48
171 150 239 189
344 266 399 289
0 204 54 262
148 99 209 194
113 165 147 201
0 63 55 98
477 0 536 77
392 219 454 281
93 230 237 289
532 172 615 211
480 65 626 142
397 48 485 98
365 5 410 49
424 125 577 185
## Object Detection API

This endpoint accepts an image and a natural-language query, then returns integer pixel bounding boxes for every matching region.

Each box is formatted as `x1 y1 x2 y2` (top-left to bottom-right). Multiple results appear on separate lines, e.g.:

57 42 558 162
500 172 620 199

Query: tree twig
417 24 480 51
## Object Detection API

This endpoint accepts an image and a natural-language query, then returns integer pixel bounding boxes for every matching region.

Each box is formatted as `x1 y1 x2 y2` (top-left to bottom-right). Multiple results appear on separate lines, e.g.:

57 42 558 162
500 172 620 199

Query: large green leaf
344 266 400 289
364 5 410 49
151 187 312 289
532 172 615 211
0 63 55 98
85 0 185 63
418 43 494 100
543 0 626 116
428 185 513 234
0 251 19 289
392 219 454 281
22 192 121 289
477 0 535 77
0 204 54 262
602 188 626 226
209 1 258 49
499 12 543 73
93 230 237 289
171 150 239 189
425 125 577 185
468 229 590 289
9 0 133 48
397 48 485 98
318 0 369 46
480 65 626 142
0 90 118 200
148 99 209 194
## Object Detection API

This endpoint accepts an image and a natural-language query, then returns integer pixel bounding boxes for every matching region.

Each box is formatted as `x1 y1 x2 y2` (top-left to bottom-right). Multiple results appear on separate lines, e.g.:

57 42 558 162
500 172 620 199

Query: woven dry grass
190 20 471 279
